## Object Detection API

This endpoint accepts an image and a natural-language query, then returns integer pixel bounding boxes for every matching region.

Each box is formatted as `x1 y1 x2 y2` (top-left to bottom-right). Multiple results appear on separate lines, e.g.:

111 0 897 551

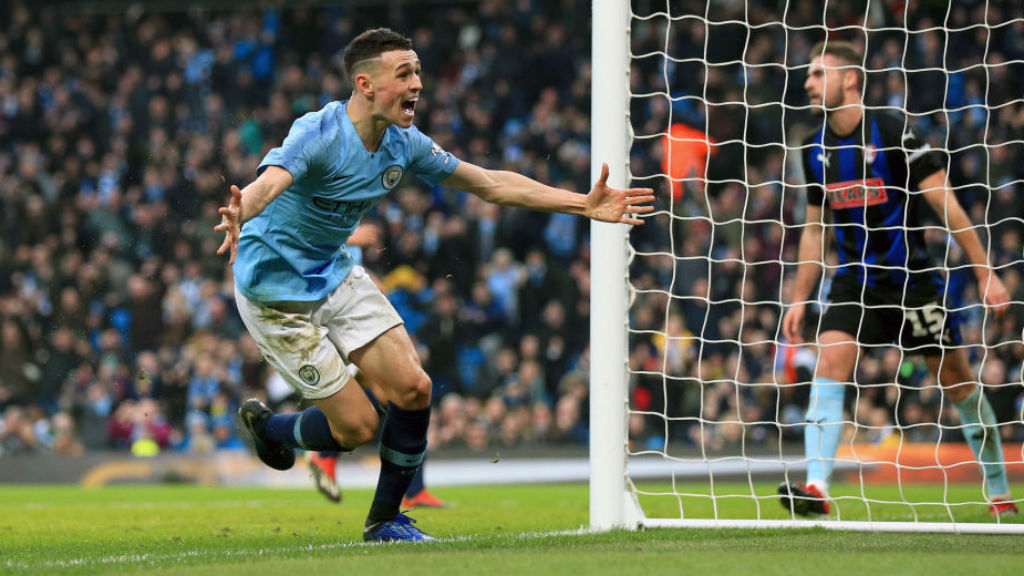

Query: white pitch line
5 528 592 571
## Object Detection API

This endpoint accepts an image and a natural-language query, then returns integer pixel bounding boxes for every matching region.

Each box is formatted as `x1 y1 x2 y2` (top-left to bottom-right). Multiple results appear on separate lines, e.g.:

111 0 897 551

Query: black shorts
819 275 962 356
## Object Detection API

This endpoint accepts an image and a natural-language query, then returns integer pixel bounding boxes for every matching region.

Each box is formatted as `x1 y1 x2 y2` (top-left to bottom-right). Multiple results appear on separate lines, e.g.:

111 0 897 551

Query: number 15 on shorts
905 303 952 345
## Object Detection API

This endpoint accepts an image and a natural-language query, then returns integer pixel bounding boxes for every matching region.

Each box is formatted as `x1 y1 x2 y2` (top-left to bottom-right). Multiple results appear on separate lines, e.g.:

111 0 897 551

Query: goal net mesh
624 0 1024 527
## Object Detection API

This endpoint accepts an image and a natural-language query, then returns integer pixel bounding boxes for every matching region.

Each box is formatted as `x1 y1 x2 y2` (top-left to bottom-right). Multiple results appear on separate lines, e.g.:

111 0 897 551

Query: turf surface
1 483 1021 575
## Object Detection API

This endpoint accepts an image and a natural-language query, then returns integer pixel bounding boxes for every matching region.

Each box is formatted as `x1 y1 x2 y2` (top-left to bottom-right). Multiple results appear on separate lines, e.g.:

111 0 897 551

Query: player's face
804 55 848 115
370 50 422 128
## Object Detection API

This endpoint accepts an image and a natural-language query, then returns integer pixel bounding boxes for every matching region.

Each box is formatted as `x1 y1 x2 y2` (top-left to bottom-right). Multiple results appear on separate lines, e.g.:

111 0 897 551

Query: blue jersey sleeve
406 126 460 185
258 112 326 182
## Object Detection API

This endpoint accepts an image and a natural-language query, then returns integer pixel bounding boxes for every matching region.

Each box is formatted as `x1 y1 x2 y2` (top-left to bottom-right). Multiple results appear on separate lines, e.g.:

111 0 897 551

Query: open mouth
401 98 418 117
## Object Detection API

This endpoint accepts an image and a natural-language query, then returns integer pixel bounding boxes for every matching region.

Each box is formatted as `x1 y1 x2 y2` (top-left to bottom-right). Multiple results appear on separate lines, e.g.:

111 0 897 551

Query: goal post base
590 491 647 532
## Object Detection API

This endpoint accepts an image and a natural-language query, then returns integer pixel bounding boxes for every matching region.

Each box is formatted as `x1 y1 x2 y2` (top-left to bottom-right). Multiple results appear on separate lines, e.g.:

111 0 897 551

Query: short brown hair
809 40 865 91
343 28 413 82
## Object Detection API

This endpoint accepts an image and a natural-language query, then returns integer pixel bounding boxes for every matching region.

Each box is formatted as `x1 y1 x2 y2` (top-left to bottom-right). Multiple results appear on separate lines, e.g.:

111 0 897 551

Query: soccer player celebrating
779 41 1017 517
216 28 654 542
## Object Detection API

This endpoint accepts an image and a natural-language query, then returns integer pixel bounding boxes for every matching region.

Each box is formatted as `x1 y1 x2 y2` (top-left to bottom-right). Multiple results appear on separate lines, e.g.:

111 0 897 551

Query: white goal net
590 0 1024 533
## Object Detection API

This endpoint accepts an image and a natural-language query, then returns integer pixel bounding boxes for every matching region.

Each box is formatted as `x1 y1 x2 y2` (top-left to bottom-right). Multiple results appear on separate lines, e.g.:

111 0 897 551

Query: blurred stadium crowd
0 0 1022 459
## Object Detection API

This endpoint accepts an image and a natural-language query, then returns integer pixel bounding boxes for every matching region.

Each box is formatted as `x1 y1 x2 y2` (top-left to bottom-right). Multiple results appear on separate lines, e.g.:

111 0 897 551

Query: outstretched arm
215 166 294 264
442 162 655 225
919 170 1009 318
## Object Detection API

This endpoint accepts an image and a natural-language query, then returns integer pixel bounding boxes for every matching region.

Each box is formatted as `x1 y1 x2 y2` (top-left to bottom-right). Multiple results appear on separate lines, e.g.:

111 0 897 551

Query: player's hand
347 223 381 248
978 269 1010 320
782 303 806 344
585 163 655 225
215 185 243 265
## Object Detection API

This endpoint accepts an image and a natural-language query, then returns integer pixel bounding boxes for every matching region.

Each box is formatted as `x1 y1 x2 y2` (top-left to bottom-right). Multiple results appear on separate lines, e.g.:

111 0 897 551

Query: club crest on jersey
864 144 876 165
381 165 404 190
298 364 320 386
825 178 888 209
816 151 831 168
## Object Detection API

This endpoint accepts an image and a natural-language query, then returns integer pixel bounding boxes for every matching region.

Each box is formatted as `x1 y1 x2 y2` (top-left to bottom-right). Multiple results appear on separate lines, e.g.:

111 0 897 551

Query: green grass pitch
1 482 1021 576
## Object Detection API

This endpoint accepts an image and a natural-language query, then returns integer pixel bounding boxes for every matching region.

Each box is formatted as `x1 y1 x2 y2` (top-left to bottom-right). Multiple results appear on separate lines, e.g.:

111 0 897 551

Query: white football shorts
235 266 403 400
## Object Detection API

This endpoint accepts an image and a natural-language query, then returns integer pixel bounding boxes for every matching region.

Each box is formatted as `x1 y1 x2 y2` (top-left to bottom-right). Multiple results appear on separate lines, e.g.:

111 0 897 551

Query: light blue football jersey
234 101 460 302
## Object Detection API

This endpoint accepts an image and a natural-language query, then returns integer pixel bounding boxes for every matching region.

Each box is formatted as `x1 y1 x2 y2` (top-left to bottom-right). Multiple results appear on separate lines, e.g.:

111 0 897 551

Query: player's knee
331 412 379 448
337 423 376 447
392 371 432 410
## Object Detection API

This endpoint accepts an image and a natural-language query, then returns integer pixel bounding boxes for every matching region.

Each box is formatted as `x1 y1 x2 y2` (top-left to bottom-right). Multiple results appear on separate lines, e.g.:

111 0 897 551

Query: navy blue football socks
264 406 345 452
367 405 429 526
407 454 427 497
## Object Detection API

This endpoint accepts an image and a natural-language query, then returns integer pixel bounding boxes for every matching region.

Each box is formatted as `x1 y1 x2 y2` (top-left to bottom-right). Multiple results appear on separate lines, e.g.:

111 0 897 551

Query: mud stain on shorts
257 306 322 361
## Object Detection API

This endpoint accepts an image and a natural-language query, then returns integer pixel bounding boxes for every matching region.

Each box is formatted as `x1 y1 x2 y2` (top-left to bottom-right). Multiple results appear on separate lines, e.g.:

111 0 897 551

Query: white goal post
589 0 635 531
590 0 1024 533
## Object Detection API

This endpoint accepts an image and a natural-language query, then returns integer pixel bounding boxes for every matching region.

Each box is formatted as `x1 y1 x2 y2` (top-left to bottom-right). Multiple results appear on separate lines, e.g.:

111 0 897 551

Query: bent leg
258 373 380 453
